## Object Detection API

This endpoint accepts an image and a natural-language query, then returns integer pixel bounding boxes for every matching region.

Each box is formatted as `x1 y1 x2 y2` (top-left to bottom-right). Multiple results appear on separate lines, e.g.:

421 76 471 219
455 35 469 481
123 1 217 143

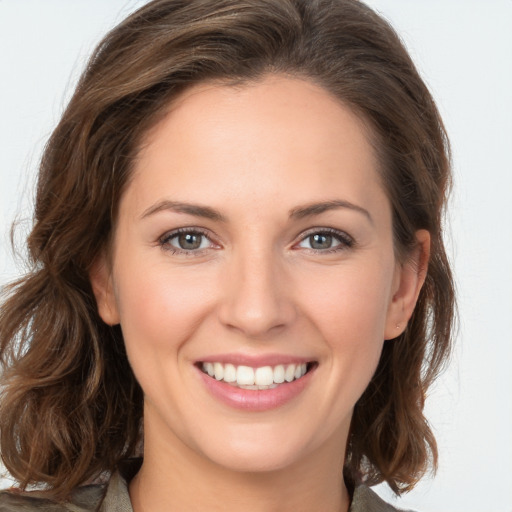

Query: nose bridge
219 238 295 337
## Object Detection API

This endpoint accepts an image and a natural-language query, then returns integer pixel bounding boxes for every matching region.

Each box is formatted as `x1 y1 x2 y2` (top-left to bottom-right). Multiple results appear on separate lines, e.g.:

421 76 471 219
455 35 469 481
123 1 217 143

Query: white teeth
223 363 236 383
205 362 215 377
273 364 285 384
239 384 279 390
201 361 311 387
236 365 255 385
254 366 273 386
213 362 224 380
285 364 295 382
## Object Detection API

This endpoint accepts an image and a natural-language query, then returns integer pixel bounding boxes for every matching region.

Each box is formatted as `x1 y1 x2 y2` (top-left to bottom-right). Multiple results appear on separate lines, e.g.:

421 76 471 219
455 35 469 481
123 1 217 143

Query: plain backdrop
1 1 511 511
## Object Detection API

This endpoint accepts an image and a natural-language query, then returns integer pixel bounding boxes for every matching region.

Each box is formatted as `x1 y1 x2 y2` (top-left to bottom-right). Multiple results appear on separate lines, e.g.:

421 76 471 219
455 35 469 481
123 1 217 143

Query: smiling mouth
198 362 317 390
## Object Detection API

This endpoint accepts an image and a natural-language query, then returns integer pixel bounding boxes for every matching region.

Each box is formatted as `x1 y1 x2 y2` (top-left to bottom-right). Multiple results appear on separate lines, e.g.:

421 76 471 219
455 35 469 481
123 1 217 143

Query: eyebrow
140 198 372 224
289 200 373 224
140 200 228 222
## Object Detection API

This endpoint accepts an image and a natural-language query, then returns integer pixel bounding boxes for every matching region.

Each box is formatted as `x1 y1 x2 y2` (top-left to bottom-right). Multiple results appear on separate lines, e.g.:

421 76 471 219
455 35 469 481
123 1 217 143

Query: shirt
0 459 412 512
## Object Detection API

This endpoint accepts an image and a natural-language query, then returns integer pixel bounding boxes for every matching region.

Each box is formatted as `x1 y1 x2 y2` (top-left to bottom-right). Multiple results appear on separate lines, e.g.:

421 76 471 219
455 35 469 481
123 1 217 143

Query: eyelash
158 227 354 256
296 227 354 254
159 227 215 256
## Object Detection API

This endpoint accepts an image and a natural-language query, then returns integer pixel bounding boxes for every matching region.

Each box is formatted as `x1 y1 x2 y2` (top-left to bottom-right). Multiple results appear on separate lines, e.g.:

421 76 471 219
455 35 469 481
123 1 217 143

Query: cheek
296 261 394 395
299 263 393 341
112 260 217 356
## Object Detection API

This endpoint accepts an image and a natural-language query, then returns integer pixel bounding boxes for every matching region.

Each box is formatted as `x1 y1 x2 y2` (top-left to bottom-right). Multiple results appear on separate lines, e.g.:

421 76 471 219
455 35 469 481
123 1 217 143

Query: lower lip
196 366 315 411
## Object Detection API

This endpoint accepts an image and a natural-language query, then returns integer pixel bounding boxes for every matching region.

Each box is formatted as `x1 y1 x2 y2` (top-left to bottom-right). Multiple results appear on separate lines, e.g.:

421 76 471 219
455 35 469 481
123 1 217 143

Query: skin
91 75 429 512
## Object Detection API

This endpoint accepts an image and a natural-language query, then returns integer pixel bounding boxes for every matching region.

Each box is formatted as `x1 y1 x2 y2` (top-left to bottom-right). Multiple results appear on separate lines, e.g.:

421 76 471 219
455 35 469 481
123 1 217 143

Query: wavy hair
0 0 455 500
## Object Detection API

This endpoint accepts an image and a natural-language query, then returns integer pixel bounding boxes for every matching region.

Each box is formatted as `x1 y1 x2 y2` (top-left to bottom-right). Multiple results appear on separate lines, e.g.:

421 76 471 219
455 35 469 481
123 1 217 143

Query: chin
205 445 303 474
191 425 319 474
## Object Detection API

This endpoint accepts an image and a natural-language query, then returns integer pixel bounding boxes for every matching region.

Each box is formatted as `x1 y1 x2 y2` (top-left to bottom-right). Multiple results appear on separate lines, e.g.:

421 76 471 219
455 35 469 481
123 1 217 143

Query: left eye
297 231 351 251
162 230 213 251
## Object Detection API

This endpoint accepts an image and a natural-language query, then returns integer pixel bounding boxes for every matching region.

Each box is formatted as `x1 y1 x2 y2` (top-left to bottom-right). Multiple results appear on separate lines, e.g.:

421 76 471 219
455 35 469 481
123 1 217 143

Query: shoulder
0 484 106 512
0 459 140 512
350 485 417 512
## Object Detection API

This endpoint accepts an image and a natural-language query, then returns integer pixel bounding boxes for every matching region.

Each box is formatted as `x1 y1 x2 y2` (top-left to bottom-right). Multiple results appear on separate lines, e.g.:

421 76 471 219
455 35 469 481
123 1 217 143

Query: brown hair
0 0 455 500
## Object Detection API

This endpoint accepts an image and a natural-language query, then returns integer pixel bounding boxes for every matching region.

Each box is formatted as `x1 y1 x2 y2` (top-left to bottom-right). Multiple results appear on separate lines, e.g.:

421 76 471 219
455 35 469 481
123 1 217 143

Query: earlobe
384 230 430 340
89 254 120 326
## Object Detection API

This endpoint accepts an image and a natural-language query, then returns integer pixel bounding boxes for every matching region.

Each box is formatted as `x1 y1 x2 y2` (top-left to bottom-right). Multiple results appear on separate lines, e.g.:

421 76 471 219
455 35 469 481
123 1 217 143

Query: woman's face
93 75 425 474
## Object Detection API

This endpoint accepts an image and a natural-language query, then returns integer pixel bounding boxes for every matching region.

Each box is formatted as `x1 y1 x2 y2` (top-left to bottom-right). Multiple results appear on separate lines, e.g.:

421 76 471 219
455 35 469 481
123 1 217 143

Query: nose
218 246 297 339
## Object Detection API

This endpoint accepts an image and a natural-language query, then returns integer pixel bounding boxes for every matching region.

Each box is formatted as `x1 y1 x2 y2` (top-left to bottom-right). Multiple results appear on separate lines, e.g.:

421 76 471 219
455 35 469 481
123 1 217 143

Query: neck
129 418 350 512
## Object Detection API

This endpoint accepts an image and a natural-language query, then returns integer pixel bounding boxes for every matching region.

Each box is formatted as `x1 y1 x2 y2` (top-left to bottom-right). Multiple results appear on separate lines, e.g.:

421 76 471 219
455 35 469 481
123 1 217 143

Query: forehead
140 75 377 163
125 75 386 221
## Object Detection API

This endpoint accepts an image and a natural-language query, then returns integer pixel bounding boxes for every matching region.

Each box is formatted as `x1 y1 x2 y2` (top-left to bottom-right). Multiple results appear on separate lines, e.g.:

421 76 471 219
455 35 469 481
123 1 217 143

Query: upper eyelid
160 226 214 240
298 226 351 237
295 227 353 243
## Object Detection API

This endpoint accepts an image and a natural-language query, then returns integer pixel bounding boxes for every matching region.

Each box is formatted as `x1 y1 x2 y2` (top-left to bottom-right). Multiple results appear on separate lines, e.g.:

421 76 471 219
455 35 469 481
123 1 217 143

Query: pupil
311 233 332 249
179 233 202 250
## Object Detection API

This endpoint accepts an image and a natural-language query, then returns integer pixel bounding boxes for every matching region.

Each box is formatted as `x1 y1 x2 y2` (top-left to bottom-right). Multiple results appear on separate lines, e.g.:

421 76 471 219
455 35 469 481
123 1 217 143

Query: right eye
159 228 215 254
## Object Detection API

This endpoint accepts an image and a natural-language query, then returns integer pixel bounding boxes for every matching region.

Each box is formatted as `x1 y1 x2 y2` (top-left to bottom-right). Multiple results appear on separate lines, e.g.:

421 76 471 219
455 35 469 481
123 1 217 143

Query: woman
0 1 455 511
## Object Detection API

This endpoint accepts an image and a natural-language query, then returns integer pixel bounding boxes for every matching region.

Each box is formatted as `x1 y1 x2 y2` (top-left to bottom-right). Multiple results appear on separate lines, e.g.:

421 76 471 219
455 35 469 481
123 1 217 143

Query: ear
384 230 430 340
89 253 120 326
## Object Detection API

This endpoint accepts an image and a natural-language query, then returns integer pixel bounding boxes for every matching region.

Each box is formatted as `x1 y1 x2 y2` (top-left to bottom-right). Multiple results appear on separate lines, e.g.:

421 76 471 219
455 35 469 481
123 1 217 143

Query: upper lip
196 353 316 367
